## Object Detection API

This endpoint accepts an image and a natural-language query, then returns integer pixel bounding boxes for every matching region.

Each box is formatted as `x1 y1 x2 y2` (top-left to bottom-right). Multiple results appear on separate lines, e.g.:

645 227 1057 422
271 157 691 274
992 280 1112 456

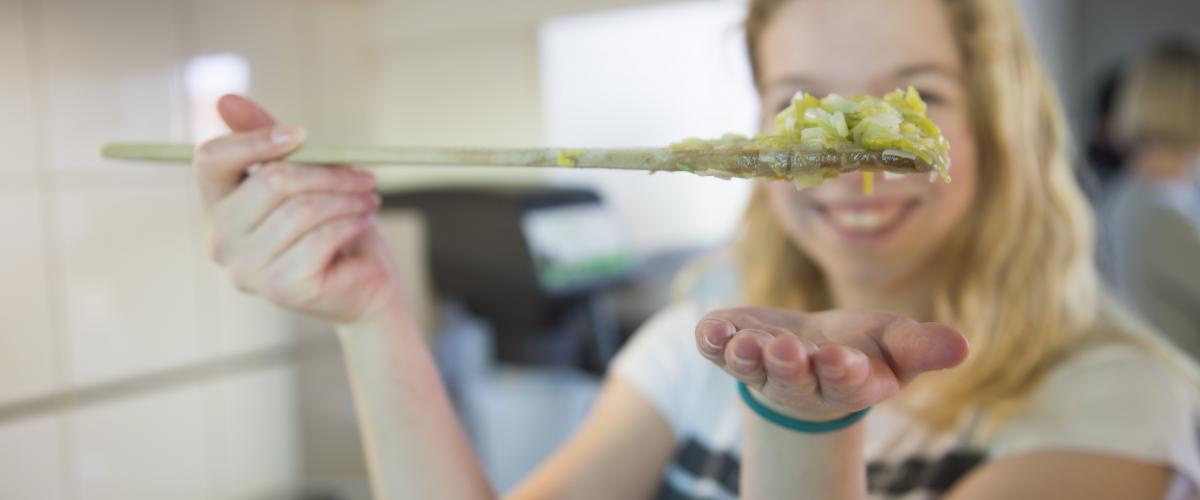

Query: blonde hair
734 0 1199 432
1114 40 1200 149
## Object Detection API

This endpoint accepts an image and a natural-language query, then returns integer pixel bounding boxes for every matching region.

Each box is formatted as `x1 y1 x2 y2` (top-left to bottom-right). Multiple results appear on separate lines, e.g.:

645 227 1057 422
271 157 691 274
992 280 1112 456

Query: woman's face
758 0 978 292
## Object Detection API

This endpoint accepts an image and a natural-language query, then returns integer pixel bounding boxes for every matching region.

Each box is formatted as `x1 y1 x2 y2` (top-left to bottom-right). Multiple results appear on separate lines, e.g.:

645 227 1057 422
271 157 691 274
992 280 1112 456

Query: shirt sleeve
609 301 706 438
989 344 1200 489
1140 202 1200 310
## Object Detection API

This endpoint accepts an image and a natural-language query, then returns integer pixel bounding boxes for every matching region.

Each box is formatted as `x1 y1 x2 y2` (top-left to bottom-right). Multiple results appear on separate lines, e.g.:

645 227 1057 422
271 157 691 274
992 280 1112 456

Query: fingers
263 215 371 305
875 319 969 383
760 336 818 403
695 306 818 365
235 191 381 272
810 344 875 409
696 318 735 366
193 124 307 206
217 94 276 132
214 163 378 238
722 330 774 389
695 314 800 363
700 307 809 332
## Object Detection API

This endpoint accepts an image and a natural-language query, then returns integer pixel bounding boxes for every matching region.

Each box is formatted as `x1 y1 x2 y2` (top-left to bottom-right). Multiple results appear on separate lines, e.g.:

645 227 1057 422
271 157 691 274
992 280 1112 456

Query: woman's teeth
830 209 890 231
822 200 916 234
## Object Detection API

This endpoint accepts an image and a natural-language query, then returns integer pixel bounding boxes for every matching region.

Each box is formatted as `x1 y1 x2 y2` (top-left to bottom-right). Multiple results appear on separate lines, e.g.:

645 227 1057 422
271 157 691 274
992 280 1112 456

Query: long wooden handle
100 142 929 179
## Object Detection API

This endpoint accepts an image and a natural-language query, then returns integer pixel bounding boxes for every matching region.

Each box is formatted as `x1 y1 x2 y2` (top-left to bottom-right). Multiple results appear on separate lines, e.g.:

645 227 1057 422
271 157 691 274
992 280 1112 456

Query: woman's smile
812 195 922 241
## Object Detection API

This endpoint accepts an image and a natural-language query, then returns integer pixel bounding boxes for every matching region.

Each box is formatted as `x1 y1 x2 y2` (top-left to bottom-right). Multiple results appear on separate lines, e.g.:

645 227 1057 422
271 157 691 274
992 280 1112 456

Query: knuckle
319 218 350 238
263 164 293 192
277 195 321 233
193 139 221 165
281 193 316 218
264 269 319 307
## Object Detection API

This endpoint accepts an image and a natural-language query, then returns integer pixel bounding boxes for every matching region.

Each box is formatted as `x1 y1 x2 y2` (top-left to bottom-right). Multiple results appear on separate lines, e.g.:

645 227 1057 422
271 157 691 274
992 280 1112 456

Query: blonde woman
1107 40 1200 359
191 0 1200 498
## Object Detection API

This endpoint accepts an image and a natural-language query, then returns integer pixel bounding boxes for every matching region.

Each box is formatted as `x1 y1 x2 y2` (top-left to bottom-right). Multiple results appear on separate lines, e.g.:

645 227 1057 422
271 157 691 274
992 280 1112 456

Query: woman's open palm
695 308 969 421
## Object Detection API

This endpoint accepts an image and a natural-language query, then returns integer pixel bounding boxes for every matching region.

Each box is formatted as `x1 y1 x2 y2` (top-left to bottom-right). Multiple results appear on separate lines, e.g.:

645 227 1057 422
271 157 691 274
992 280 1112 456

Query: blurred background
1 0 1197 498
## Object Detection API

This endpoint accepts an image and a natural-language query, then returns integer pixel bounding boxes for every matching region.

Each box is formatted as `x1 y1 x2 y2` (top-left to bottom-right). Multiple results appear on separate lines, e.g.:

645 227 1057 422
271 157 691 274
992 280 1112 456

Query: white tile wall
0 192 58 405
55 187 203 386
196 259 297 358
0 0 37 179
37 0 187 185
0 416 65 500
71 385 210 500
207 366 300 498
4 0 392 497
181 0 306 126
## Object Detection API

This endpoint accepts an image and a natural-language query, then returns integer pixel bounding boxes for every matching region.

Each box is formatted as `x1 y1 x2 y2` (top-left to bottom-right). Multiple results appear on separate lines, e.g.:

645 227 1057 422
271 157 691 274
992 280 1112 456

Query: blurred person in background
184 0 1200 499
1087 67 1132 190
1107 39 1200 360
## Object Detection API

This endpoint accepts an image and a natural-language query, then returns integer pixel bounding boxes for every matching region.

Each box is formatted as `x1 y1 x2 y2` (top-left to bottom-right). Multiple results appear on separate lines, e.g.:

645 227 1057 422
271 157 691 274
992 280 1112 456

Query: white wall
368 27 551 190
0 0 373 497
540 1 758 257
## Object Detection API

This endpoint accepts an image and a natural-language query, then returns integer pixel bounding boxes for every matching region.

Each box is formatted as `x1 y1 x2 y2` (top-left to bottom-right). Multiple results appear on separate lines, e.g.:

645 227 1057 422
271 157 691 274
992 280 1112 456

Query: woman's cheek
937 118 978 229
768 183 812 232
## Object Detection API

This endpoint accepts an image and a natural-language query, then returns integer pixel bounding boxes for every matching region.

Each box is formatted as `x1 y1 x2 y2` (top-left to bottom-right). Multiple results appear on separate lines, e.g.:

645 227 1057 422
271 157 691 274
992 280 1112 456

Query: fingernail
731 341 758 365
766 344 797 366
818 361 844 379
700 320 731 350
271 125 305 145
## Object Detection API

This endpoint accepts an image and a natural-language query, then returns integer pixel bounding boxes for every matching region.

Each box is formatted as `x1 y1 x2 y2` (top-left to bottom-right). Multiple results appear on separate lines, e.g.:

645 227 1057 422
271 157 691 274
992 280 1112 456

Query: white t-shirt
612 300 1200 500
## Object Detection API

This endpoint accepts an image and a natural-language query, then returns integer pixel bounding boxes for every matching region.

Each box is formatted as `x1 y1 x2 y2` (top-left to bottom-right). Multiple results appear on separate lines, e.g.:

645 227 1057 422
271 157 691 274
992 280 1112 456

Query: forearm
336 293 494 500
740 398 866 500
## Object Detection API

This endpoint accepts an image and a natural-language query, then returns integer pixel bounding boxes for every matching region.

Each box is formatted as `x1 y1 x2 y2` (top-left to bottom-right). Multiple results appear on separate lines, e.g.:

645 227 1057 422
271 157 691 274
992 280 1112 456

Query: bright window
183 53 250 142
540 1 757 256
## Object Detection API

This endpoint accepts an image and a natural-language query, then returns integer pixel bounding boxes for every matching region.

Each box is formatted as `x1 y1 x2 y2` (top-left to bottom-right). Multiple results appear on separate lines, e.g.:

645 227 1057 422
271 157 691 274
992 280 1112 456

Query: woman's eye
916 89 945 105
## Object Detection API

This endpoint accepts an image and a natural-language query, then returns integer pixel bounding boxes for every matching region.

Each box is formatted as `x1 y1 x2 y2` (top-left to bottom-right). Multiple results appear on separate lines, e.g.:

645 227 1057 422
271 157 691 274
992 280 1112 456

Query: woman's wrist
743 384 858 424
335 285 418 340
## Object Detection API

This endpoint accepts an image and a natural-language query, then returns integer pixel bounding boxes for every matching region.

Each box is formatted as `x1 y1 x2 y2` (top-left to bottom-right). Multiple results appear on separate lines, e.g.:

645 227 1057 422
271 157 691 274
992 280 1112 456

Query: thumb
878 321 968 383
216 94 275 132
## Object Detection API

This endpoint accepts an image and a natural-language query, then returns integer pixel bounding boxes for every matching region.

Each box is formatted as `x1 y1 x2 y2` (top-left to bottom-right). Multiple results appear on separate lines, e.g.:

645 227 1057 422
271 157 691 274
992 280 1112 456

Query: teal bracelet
737 382 869 433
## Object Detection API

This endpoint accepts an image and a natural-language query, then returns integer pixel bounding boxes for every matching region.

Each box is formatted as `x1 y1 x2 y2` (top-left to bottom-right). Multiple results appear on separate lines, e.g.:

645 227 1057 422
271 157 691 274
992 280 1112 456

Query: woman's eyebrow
892 63 962 82
763 75 825 95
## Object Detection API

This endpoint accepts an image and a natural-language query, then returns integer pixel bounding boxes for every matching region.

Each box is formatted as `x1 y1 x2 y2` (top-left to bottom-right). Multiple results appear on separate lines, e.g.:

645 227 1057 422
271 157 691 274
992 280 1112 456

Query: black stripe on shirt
673 438 740 493
660 436 986 498
869 449 987 495
655 478 726 500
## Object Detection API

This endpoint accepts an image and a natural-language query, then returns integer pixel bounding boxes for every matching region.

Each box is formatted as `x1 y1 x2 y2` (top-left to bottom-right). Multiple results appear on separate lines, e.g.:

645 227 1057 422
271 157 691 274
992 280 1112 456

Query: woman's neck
829 273 937 321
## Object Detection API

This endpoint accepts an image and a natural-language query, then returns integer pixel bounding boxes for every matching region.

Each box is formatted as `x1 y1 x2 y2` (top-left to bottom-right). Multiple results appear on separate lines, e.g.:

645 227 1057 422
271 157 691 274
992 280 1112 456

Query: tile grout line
21 0 78 498
0 343 310 426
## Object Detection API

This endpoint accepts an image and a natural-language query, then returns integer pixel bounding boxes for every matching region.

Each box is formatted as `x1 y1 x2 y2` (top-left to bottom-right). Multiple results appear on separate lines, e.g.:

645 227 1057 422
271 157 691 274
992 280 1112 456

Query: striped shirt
612 301 1200 499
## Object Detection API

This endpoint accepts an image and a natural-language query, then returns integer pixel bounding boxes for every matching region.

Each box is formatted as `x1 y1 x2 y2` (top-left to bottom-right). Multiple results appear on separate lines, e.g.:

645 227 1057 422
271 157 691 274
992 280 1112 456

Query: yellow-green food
669 86 950 190
556 149 584 167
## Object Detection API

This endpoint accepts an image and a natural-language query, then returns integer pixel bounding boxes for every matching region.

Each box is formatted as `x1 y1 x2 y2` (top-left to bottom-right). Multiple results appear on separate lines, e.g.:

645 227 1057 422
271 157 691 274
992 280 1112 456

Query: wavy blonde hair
734 0 1198 431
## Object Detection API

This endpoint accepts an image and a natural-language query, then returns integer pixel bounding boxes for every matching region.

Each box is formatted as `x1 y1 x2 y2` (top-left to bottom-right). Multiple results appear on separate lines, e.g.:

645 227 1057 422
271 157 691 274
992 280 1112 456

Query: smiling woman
182 0 1200 499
